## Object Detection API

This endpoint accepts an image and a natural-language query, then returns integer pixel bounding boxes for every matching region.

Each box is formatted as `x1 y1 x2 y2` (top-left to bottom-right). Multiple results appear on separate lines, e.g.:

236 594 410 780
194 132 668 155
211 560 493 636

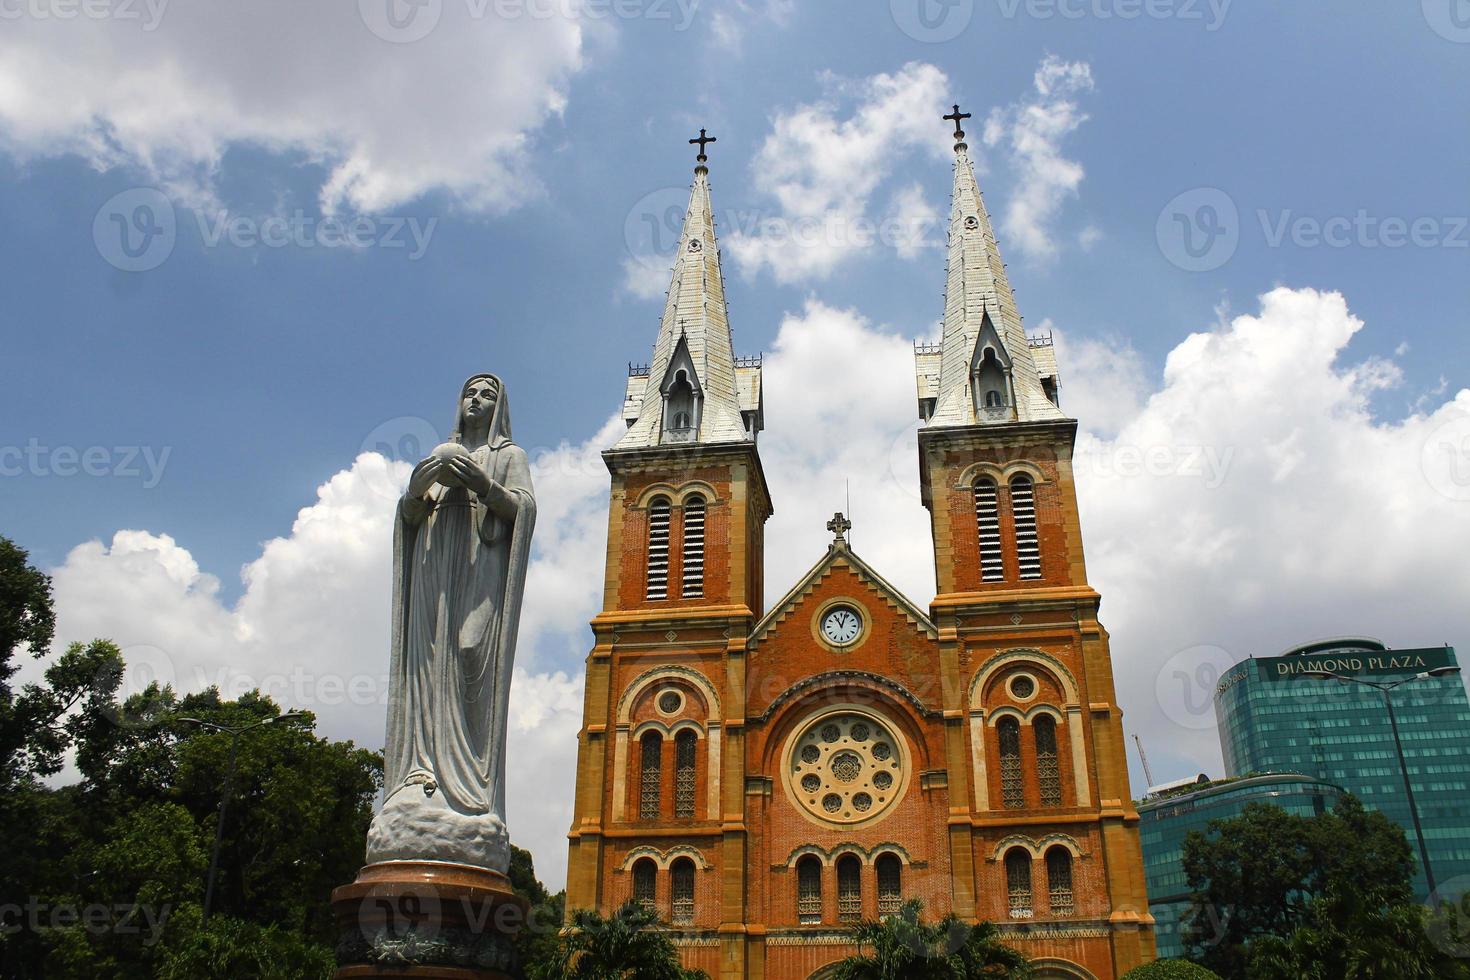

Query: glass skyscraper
1138 773 1345 959
1213 637 1470 901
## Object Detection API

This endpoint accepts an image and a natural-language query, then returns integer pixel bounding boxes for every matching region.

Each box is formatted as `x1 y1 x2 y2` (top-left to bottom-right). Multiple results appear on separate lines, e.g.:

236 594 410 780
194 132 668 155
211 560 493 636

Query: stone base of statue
331 862 527 979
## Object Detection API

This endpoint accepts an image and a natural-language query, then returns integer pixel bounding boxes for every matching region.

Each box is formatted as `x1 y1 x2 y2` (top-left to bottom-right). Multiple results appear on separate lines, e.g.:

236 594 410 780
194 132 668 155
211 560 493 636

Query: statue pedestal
331 862 527 979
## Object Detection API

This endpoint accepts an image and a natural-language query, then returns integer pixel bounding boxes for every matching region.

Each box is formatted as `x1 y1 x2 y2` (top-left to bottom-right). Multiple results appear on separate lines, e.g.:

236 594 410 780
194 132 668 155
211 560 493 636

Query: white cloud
724 62 951 283
708 0 793 53
983 55 1094 260
43 286 1470 893
0 1 583 212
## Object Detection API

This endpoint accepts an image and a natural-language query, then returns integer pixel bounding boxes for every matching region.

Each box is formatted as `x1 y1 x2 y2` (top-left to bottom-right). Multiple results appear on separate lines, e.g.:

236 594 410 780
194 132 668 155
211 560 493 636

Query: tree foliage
533 901 708 980
828 899 1031 980
1121 960 1222 979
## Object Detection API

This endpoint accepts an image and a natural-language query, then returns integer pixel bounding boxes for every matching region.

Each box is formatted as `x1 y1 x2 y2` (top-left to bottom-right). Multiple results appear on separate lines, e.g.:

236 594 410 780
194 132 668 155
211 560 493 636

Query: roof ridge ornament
689 127 716 164
827 511 852 545
943 104 972 149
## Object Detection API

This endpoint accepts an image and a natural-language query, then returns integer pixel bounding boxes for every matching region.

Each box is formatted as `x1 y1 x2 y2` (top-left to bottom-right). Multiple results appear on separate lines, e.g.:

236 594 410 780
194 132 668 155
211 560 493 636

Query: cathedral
562 114 1156 979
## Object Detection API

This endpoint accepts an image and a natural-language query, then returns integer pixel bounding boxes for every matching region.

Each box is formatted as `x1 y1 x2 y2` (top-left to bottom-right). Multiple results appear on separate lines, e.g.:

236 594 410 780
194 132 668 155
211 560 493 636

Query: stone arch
985 705 1026 728
988 833 1084 862
1030 959 1099 980
869 843 913 866
968 649 1080 709
956 461 1007 489
631 483 680 510
613 666 722 823
619 844 712 871
1001 460 1047 485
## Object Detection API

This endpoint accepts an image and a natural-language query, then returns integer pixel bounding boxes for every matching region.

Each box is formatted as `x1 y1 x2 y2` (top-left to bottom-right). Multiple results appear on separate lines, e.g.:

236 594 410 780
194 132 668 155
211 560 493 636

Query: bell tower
915 108 1155 974
564 134 771 976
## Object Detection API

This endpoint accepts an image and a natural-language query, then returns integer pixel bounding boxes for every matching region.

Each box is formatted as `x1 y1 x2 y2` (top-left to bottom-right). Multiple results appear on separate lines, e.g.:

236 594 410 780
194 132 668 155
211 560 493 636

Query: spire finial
943 104 972 145
827 511 852 544
689 128 717 164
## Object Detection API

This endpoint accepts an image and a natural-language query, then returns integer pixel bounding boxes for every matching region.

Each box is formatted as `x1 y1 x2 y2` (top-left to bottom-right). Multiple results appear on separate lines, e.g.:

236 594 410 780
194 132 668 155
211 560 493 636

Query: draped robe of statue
366 374 536 873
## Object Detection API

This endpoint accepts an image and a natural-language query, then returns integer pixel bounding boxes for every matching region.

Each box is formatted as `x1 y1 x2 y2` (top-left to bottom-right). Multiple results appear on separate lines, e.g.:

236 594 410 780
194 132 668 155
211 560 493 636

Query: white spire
917 113 1064 428
614 152 759 450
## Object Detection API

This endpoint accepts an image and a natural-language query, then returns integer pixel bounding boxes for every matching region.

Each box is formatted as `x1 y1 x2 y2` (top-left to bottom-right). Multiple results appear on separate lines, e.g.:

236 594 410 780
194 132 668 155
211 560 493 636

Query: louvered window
639 732 662 820
999 717 1025 809
1046 848 1074 917
1010 476 1041 579
674 729 697 819
974 478 1003 582
671 858 695 925
633 858 657 910
1006 849 1033 919
646 497 671 599
1035 715 1063 807
681 496 705 598
876 854 902 916
837 855 862 923
796 857 822 924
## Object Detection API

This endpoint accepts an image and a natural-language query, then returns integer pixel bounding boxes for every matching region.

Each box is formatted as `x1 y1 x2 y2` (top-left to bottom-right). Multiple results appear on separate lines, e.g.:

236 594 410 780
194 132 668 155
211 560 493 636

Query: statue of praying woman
366 374 536 873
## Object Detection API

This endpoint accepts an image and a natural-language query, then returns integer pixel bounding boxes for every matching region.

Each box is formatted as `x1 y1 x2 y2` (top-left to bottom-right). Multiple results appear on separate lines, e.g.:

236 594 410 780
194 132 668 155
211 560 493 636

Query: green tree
1181 796 1425 978
829 899 1030 980
508 844 566 978
534 901 709 980
1121 960 1222 979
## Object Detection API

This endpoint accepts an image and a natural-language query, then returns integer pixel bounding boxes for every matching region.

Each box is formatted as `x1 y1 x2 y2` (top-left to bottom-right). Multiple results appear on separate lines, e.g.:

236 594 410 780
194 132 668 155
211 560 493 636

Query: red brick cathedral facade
564 123 1156 979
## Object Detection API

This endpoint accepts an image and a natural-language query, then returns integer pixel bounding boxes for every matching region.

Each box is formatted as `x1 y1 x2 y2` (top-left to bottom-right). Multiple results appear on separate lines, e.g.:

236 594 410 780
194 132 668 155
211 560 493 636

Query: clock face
821 606 862 646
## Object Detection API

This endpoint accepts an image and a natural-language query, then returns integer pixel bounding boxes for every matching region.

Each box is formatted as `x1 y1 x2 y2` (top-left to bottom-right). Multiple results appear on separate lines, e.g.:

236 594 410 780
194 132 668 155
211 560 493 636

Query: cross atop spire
827 511 852 544
943 104 972 145
689 128 717 164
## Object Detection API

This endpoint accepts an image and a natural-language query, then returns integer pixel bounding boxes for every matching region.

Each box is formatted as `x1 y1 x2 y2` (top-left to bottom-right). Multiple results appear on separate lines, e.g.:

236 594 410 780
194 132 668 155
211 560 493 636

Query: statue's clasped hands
409 444 499 499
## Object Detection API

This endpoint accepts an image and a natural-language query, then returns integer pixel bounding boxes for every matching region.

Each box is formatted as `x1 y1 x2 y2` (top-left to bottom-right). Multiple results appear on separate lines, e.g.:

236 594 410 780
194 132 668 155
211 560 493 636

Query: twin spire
614 110 1064 454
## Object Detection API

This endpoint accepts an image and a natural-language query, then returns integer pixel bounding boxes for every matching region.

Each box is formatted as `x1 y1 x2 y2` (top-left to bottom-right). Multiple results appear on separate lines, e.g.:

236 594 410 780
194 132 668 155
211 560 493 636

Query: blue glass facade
1137 773 1344 959
1214 639 1470 902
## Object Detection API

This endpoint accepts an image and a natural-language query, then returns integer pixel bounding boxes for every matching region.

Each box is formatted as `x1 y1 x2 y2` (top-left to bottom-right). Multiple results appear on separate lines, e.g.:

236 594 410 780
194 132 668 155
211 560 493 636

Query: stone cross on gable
827 511 852 544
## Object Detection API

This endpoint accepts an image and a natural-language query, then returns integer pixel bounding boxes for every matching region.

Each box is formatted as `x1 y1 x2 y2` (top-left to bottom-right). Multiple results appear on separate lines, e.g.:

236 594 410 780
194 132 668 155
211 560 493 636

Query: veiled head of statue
453 374 511 445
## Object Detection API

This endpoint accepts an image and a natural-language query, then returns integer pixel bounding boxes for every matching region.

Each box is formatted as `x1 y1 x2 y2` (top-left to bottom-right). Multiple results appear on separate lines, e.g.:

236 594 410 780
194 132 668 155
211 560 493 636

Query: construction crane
1133 734 1155 788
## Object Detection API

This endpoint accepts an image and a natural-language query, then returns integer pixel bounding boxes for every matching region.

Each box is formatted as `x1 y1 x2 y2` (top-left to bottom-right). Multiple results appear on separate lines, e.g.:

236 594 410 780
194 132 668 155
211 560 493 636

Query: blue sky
3 0 1468 883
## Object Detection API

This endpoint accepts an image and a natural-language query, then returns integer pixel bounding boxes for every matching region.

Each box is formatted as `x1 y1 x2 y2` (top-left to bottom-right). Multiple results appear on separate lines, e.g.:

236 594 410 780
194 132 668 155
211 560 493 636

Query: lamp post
1300 666 1461 896
178 712 305 922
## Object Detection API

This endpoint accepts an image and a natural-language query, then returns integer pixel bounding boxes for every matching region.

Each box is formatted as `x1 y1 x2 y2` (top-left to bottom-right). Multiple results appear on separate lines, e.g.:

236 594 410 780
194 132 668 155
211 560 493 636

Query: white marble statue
366 374 536 873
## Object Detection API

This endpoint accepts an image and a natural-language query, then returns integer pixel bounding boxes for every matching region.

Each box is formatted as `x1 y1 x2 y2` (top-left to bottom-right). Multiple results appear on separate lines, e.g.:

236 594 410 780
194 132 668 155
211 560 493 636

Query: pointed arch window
1034 715 1063 807
646 497 671 600
681 495 706 598
670 857 695 925
632 857 657 910
1005 849 1033 919
974 478 1003 582
796 856 822 924
639 731 662 820
1010 476 1041 579
876 853 902 916
674 729 697 819
837 855 862 923
998 717 1025 809
1046 848 1074 917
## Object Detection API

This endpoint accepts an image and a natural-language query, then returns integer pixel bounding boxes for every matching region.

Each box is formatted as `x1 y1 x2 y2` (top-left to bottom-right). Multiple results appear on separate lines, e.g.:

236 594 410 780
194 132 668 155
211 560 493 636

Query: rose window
786 711 906 826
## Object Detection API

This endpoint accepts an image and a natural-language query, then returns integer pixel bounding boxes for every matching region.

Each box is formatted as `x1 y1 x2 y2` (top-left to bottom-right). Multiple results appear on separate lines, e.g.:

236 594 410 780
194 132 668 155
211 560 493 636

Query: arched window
998 717 1025 809
984 389 1004 408
1005 849 1033 919
974 347 1009 413
681 495 706 598
670 857 695 925
674 729 697 819
836 855 862 923
1034 715 1062 807
632 857 657 910
974 478 1003 582
1046 847 1074 917
876 853 902 916
639 731 662 820
1010 476 1041 580
646 497 671 600
796 856 822 924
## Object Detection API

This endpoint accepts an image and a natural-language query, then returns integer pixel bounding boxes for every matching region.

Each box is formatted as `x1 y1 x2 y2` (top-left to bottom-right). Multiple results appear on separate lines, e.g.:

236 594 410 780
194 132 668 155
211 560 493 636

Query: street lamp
1300 666 1462 895
177 711 306 922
